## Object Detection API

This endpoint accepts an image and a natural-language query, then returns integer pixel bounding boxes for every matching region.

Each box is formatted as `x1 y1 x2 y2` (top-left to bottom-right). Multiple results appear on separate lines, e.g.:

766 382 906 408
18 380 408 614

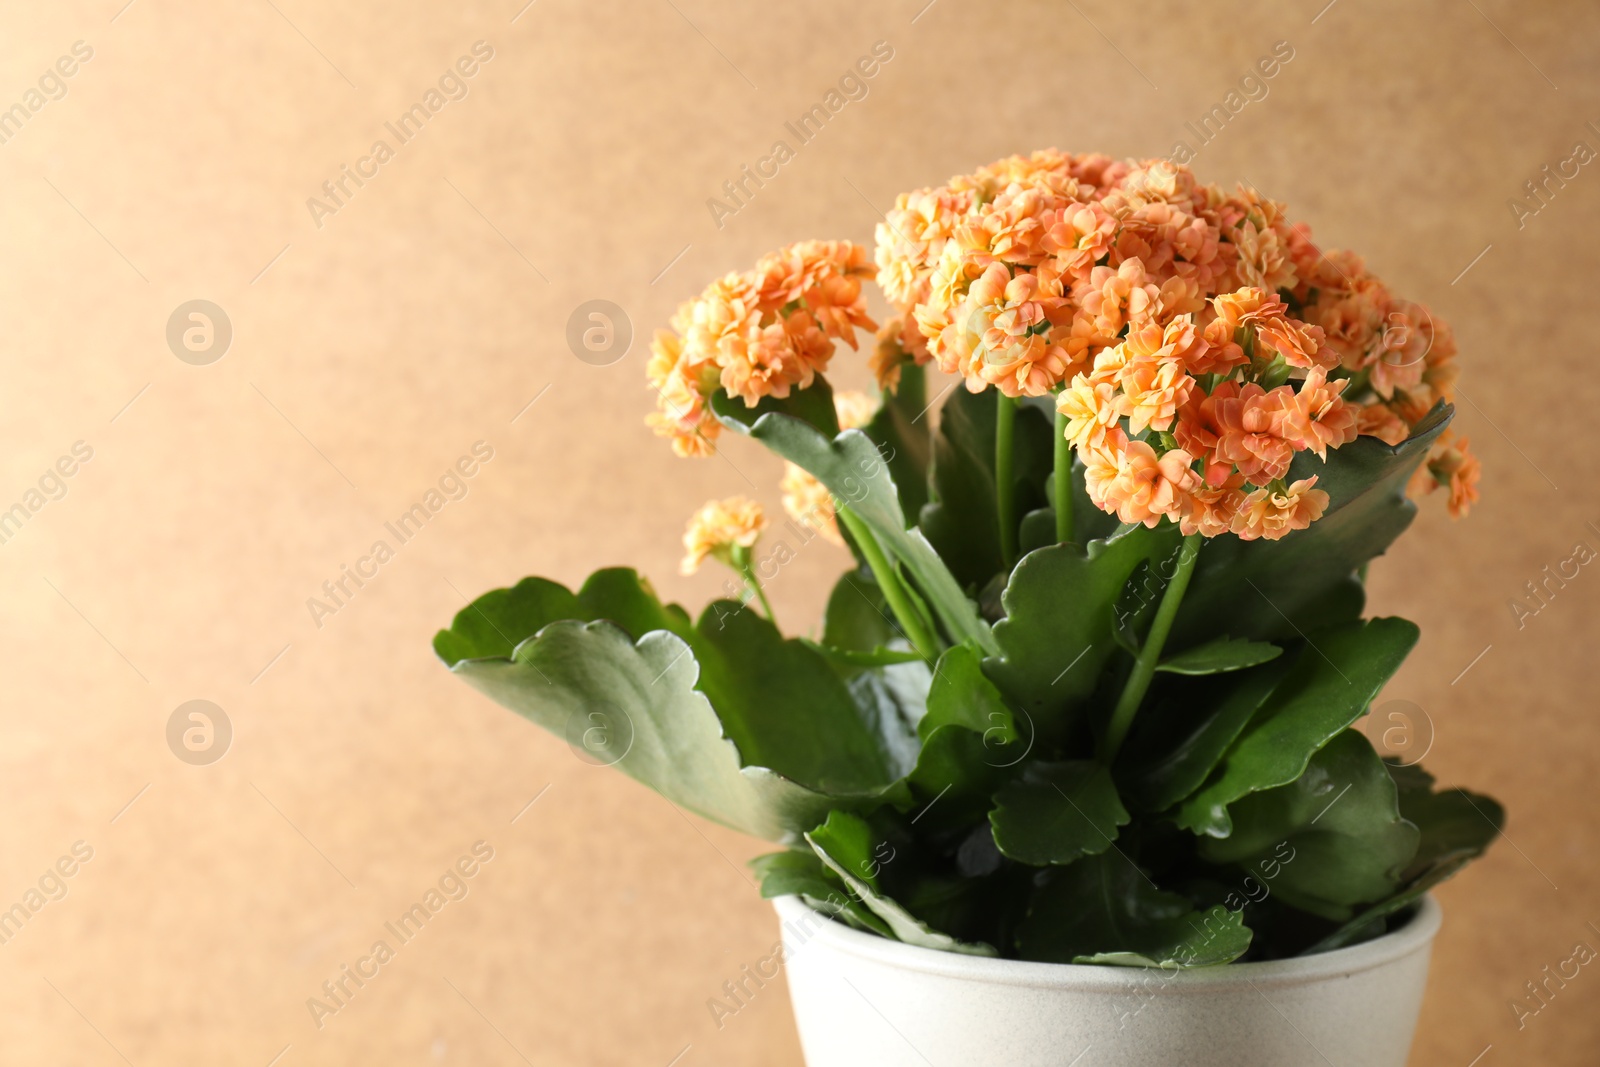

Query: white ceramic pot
773 894 1441 1067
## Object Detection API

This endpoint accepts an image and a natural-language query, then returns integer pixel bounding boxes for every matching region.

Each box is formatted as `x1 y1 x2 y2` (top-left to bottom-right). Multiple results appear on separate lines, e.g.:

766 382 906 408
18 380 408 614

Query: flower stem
836 505 940 664
732 548 777 622
1053 404 1074 544
995 393 1018 568
1100 532 1203 763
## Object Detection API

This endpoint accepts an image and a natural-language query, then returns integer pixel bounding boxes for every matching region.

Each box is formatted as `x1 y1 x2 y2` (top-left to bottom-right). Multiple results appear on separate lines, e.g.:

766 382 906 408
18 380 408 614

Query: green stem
995 392 1017 568
1053 403 1074 544
836 506 940 664
731 548 776 622
1100 532 1203 763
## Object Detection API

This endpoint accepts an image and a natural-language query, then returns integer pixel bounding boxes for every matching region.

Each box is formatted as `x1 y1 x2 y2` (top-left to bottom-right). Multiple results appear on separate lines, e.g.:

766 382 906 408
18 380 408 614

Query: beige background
0 0 1595 1063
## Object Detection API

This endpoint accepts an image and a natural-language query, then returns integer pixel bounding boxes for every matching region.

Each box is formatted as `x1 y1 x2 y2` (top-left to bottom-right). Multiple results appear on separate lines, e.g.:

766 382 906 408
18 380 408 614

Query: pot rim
772 894 1440 993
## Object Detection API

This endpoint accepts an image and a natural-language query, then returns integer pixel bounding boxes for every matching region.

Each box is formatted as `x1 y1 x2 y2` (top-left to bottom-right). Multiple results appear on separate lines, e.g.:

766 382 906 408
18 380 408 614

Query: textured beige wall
0 1 1595 1063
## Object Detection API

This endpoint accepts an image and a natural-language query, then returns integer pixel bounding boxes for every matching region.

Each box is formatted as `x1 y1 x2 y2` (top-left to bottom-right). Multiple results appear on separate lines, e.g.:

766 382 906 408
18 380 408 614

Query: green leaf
1199 731 1420 920
821 568 900 659
693 605 905 792
1017 853 1252 966
712 385 997 655
984 525 1182 737
1175 617 1419 837
906 644 1019 834
1304 764 1504 953
919 385 1054 589
1390 762 1505 881
1117 655 1296 814
816 569 931 771
806 811 998 956
1157 637 1282 675
445 621 837 842
1170 405 1451 647
860 361 932 525
437 570 905 843
433 569 694 664
750 850 891 937
989 762 1130 866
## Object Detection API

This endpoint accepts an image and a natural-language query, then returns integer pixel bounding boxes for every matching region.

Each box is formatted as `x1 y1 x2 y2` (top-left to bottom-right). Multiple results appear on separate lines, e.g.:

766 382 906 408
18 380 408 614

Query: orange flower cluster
872 149 1477 533
647 241 877 457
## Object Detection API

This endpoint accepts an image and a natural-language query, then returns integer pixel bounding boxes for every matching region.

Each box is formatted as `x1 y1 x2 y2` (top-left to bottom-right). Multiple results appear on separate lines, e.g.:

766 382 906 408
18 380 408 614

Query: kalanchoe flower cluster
647 241 877 458
871 149 1479 533
679 496 767 576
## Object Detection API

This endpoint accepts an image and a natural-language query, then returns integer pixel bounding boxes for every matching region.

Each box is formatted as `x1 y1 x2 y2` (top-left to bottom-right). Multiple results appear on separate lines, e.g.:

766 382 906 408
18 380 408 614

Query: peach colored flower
1282 367 1359 459
1231 478 1329 541
780 463 843 546
953 263 1073 397
1211 381 1299 485
1355 401 1410 446
1111 319 1208 432
1118 352 1195 435
1206 287 1332 371
1300 264 1389 371
1174 389 1230 486
1084 438 1200 528
680 496 767 575
1041 200 1116 277
1408 433 1480 518
646 326 722 457
1057 374 1126 451
1073 259 1162 337
1180 475 1248 538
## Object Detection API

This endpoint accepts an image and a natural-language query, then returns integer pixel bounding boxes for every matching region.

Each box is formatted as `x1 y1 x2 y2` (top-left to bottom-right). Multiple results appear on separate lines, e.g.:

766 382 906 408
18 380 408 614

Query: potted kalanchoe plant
437 150 1501 1066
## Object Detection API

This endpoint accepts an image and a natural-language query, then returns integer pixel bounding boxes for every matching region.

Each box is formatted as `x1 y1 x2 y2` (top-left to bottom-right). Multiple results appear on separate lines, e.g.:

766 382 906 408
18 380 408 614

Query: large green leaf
919 386 1054 590
1198 730 1420 920
750 850 891 936
433 570 692 664
1390 762 1505 881
1117 655 1296 814
1017 853 1252 966
989 762 1130 866
694 604 904 792
1304 763 1504 953
1175 616 1419 837
444 622 839 842
1157 637 1282 676
983 525 1181 737
1170 405 1451 647
437 569 905 842
712 386 996 655
905 644 1019 835
806 811 998 956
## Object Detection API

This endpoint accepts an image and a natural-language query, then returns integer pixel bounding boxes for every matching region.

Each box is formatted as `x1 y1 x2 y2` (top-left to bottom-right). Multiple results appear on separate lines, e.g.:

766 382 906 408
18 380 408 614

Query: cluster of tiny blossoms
647 241 878 458
680 496 767 576
873 150 1479 534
